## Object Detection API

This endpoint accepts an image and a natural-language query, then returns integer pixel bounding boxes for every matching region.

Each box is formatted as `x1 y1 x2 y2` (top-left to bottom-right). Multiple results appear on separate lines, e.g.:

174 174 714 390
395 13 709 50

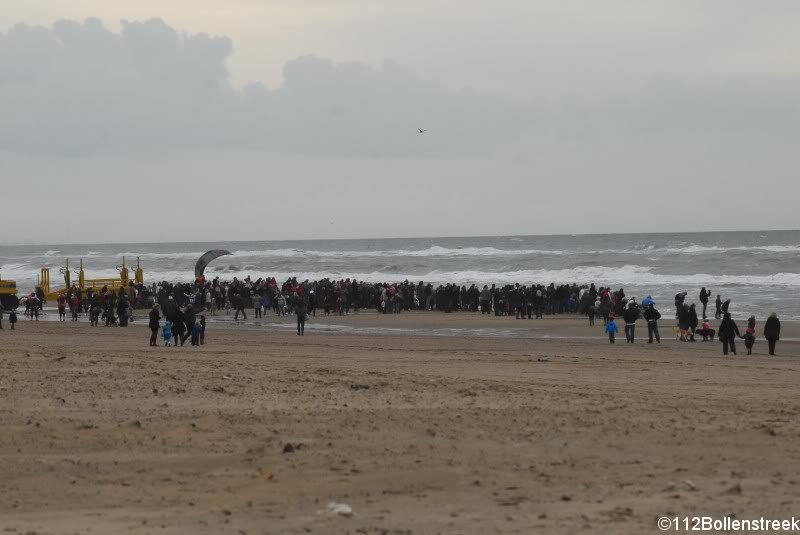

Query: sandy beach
1 313 799 534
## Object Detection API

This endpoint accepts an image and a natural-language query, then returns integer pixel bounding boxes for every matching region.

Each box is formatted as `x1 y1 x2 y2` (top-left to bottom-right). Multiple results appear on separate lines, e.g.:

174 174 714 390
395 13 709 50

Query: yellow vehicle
0 268 19 309
39 257 144 300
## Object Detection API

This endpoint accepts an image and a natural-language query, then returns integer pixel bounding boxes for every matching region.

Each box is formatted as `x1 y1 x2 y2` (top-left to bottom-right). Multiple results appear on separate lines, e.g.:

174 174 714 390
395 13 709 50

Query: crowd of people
0 277 784 356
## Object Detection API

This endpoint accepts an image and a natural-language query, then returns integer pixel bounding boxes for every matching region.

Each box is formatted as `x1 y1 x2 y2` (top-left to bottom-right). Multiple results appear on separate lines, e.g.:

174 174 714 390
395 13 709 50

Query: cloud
0 17 798 161
0 18 524 158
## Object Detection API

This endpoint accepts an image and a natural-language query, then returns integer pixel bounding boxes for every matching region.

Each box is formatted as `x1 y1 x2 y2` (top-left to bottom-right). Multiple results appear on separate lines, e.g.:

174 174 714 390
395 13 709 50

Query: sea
1 230 798 319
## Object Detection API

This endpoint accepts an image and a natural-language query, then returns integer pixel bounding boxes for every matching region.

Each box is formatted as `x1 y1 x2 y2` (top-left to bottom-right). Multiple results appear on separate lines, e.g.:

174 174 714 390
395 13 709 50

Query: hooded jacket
764 316 781 340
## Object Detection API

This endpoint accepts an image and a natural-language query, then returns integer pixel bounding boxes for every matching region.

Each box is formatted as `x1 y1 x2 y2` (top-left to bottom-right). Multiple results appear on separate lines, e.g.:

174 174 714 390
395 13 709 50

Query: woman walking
764 313 781 356
148 304 161 347
718 313 741 356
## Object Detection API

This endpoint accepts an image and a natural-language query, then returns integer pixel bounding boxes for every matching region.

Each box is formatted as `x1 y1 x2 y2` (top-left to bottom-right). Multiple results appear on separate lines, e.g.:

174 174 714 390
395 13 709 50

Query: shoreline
16 307 800 342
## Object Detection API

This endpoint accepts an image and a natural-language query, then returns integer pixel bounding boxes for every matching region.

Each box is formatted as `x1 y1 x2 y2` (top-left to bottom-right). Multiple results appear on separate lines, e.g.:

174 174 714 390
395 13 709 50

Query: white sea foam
5 260 800 289
17 243 798 262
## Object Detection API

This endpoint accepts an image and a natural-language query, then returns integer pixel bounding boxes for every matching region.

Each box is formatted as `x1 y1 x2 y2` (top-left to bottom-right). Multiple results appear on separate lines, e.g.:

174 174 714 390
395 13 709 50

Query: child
190 321 202 346
605 316 618 343
162 320 173 347
199 315 206 345
743 327 756 355
9 309 17 330
697 320 715 341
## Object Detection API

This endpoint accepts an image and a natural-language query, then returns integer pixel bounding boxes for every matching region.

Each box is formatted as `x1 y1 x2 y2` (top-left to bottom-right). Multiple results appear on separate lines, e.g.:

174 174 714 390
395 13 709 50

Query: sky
1 0 799 244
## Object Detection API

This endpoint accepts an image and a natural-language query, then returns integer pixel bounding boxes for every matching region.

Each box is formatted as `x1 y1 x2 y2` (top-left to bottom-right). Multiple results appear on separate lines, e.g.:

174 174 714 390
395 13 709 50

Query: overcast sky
1 1 799 244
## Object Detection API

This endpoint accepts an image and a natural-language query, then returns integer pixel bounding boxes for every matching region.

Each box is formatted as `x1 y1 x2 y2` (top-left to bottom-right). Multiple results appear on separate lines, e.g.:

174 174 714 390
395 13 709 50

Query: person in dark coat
642 304 661 343
162 295 177 322
718 313 741 355
677 304 691 341
295 291 307 336
182 305 196 346
148 304 161 347
117 295 129 327
623 302 640 343
687 304 699 341
232 292 247 320
173 308 186 347
763 313 781 356
699 287 711 319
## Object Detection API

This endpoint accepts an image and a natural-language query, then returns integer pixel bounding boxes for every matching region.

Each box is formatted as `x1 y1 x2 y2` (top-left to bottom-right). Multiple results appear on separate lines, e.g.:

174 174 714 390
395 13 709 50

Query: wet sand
1 313 799 534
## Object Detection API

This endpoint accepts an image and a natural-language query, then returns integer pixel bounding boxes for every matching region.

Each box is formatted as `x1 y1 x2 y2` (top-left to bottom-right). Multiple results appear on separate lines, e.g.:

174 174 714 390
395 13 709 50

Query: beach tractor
39 257 144 300
0 267 20 310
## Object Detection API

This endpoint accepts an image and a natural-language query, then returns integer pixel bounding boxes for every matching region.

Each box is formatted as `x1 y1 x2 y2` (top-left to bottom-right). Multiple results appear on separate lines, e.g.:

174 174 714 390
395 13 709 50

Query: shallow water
2 230 798 317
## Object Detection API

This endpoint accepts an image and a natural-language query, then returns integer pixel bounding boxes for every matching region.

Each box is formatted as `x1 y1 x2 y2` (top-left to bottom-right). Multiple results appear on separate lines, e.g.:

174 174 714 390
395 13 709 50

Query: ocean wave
13 243 800 263
228 246 566 258
5 261 800 288
4 265 800 314
658 245 800 254
181 265 800 288
188 243 800 258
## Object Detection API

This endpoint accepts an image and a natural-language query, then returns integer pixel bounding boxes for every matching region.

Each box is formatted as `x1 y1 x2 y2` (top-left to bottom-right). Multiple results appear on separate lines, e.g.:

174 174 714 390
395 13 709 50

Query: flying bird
418 128 427 134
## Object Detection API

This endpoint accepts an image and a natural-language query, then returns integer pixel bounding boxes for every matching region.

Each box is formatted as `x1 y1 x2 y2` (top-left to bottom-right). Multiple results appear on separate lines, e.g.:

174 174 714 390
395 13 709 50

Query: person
747 315 756 332
605 315 618 343
295 292 307 336
89 300 101 326
104 295 116 326
117 295 129 327
205 287 214 315
254 293 263 319
715 295 723 319
743 327 756 355
674 291 687 317
763 313 781 355
688 304 699 342
173 307 186 347
696 319 716 341
699 287 711 318
190 321 202 346
623 301 640 343
643 304 661 344
182 305 196 346
307 290 317 317
28 294 39 321
479 285 492 315
148 304 161 347
232 292 247 321
718 313 741 355
162 320 173 347
199 315 207 345
9 309 17 330
57 294 67 321
677 304 691 341
70 293 80 321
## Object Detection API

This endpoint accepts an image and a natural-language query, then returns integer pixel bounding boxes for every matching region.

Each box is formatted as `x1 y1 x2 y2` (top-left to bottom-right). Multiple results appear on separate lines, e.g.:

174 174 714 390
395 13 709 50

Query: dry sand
1 312 799 534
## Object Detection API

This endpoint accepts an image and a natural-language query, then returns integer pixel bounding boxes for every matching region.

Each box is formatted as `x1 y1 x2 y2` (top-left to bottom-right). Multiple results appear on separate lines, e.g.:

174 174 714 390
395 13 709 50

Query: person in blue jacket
605 315 618 343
